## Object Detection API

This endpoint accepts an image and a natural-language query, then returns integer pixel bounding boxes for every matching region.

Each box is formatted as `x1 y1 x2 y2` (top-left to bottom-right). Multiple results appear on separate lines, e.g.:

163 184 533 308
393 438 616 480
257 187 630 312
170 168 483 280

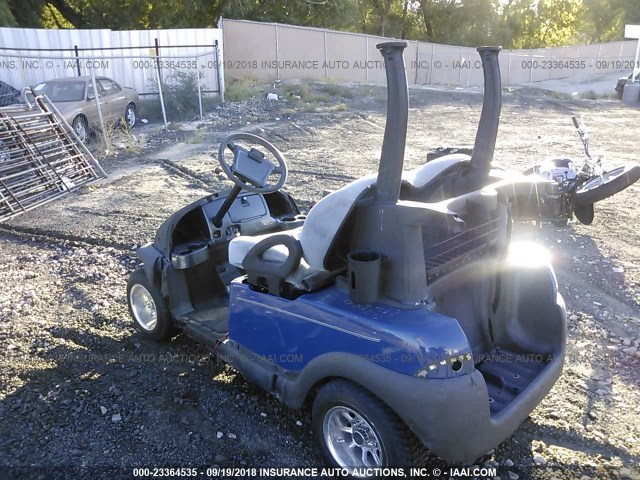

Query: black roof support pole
470 46 502 177
375 41 409 204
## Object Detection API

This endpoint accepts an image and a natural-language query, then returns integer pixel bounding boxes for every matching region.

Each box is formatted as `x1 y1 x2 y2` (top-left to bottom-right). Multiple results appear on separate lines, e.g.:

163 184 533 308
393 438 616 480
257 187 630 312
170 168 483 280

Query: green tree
3 0 639 50
417 0 497 46
532 0 582 47
215 0 361 32
582 0 637 43
0 0 17 26
7 0 225 29
7 0 46 26
492 0 536 48
356 0 423 39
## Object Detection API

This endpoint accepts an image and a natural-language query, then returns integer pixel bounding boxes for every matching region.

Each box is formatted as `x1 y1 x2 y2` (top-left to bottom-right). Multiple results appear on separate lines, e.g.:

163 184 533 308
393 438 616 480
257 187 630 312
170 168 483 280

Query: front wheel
574 163 640 205
574 203 594 225
124 103 136 128
312 380 426 476
127 269 175 341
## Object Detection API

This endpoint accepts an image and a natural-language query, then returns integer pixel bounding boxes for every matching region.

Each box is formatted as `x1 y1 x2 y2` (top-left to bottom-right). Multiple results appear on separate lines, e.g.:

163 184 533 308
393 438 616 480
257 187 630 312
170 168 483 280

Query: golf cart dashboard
203 193 273 240
170 190 304 251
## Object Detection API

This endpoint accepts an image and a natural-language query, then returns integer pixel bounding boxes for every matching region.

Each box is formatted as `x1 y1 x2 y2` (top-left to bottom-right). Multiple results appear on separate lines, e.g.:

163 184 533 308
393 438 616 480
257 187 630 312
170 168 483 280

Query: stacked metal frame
0 94 106 222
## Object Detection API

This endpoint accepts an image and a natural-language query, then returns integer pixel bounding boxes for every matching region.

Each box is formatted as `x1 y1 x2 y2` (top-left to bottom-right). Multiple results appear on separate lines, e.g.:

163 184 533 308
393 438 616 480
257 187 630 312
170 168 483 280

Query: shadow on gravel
0 322 319 474
510 419 640 479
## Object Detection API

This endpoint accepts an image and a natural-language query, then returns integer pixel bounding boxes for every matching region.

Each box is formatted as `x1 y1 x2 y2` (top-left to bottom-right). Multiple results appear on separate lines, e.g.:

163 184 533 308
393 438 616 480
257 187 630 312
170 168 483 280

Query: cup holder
171 240 209 269
347 250 381 304
278 214 306 230
280 214 306 222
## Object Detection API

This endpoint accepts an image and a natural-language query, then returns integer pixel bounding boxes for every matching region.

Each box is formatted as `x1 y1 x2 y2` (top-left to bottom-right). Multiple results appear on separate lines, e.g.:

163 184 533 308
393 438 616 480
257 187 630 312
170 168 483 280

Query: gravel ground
1 83 639 480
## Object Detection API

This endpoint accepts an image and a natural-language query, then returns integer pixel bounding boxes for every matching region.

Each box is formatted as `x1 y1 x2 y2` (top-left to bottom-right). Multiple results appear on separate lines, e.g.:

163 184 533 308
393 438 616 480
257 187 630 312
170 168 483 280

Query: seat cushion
228 227 302 266
298 174 376 270
228 227 314 289
297 157 471 271
402 154 470 189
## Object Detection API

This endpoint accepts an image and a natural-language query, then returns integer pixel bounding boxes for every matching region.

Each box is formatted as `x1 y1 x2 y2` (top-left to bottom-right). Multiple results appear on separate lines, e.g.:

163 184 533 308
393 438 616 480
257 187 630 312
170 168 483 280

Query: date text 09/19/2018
131 466 498 477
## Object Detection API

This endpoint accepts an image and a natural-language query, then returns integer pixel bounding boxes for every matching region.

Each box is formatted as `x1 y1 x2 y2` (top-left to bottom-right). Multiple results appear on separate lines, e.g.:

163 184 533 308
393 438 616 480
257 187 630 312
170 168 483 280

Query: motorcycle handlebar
572 116 580 129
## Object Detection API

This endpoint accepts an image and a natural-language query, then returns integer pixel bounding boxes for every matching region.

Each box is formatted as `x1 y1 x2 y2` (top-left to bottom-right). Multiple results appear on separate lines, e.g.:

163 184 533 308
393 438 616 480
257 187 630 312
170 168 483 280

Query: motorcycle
428 117 640 226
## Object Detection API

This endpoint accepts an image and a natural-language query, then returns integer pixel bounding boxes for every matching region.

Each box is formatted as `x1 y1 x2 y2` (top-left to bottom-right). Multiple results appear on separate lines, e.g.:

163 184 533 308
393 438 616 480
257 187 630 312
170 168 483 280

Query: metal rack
0 94 105 222
424 218 500 280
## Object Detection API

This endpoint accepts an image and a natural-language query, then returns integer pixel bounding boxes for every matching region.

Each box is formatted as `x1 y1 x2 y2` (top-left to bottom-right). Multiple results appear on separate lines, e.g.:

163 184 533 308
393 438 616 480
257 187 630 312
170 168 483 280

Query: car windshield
34 81 85 102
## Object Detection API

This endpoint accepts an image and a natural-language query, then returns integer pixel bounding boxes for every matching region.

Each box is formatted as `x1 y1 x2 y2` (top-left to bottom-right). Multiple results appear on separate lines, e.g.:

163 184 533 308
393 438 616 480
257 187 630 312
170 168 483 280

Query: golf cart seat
228 174 375 293
228 156 471 295
403 154 470 189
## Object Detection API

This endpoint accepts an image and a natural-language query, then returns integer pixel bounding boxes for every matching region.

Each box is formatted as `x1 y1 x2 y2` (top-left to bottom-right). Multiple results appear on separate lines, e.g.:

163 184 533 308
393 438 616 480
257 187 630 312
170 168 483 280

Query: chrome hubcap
582 166 624 192
126 107 136 126
129 284 157 331
75 121 86 141
323 406 383 470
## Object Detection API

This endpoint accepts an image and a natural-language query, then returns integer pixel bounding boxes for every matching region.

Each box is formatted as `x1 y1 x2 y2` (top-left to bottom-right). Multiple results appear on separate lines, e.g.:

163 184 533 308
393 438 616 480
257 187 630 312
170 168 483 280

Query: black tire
72 115 89 143
574 163 640 205
124 102 136 127
312 379 427 475
574 203 594 225
126 269 175 341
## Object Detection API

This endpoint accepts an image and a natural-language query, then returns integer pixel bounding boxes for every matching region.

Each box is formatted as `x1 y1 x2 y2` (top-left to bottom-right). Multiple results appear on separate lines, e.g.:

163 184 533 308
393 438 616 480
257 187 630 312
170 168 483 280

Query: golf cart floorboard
476 349 549 415
178 298 229 337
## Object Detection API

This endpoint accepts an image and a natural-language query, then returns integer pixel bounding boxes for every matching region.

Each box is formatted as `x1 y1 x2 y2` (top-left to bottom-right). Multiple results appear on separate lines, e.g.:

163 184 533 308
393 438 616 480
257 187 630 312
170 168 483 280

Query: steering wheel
217 133 287 194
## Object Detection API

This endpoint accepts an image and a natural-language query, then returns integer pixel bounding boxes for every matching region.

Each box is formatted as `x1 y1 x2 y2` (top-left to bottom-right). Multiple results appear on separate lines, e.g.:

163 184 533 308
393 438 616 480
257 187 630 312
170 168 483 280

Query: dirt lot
0 83 639 480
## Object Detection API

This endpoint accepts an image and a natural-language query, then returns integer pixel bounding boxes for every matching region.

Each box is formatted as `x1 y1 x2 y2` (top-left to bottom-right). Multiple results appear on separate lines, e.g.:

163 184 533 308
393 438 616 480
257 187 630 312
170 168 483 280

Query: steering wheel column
212 133 288 228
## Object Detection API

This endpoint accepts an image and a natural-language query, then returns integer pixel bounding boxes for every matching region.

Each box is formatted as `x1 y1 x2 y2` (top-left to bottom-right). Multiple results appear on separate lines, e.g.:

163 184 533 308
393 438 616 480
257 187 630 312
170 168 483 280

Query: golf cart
127 42 566 468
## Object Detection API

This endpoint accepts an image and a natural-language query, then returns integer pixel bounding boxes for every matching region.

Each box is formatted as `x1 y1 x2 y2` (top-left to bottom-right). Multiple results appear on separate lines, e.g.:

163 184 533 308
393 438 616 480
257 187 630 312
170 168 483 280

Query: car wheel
72 115 89 143
312 379 427 475
127 269 175 341
124 103 136 127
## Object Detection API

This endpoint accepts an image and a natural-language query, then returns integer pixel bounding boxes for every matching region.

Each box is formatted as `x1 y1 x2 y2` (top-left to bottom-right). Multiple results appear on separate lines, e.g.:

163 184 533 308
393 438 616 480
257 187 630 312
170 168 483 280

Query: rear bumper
285 342 564 464
390 353 564 463
384 265 566 462
384 291 566 463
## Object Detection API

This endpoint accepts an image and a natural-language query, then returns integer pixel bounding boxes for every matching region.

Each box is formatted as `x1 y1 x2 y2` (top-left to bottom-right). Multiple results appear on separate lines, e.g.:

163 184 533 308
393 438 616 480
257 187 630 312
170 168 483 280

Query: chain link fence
0 33 224 145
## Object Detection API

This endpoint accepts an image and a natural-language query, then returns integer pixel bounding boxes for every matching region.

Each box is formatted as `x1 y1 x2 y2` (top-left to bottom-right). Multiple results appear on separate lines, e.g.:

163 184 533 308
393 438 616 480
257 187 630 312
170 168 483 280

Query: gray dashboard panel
202 193 275 240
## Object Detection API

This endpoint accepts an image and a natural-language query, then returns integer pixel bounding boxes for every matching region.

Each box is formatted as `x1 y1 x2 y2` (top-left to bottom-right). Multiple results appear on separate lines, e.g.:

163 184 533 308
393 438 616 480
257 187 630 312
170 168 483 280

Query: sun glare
507 241 552 268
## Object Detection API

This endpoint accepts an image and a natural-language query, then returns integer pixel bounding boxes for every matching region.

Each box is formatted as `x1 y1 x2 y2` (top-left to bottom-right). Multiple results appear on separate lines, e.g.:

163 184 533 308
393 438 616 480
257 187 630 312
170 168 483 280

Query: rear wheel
574 163 640 205
127 269 175 341
312 380 426 476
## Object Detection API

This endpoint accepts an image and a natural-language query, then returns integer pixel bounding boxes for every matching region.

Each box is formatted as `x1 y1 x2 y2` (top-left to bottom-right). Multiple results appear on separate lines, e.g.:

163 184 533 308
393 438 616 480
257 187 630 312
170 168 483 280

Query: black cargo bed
476 349 549 415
